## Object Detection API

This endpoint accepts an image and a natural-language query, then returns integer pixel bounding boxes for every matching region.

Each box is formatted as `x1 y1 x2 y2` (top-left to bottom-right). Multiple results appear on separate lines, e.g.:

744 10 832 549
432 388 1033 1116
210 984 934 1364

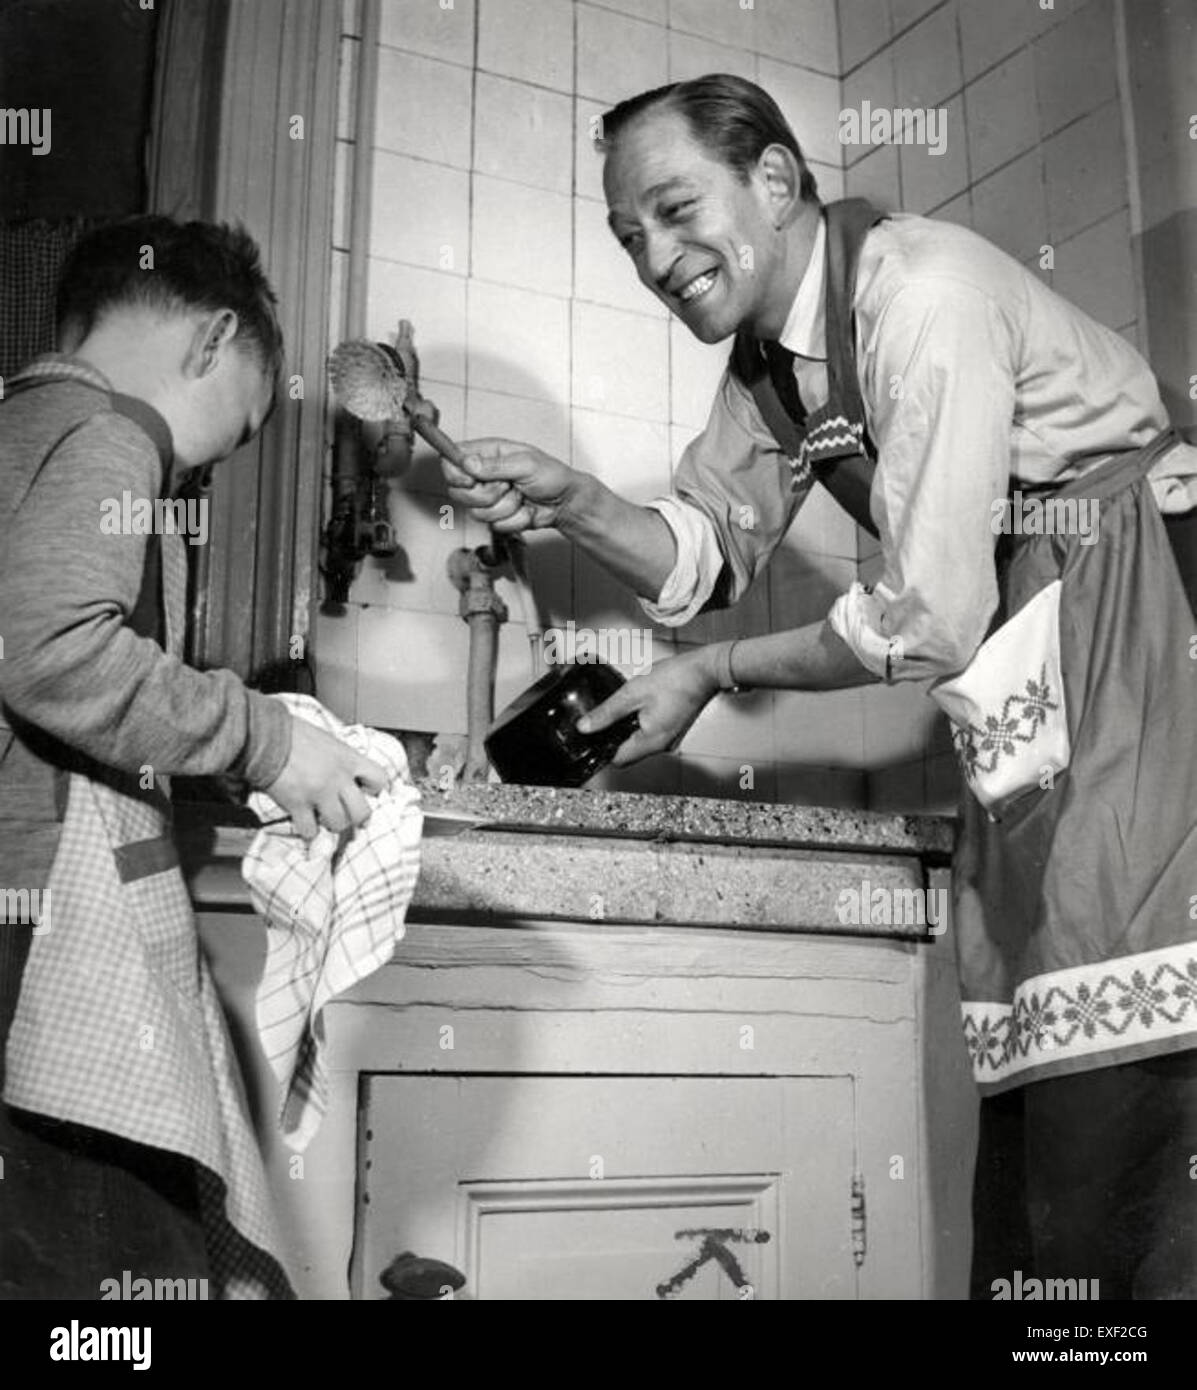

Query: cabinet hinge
851 1171 866 1268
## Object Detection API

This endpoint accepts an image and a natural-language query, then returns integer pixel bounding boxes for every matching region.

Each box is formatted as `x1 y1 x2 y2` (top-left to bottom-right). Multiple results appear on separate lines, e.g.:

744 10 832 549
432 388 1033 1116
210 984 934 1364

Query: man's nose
643 229 680 291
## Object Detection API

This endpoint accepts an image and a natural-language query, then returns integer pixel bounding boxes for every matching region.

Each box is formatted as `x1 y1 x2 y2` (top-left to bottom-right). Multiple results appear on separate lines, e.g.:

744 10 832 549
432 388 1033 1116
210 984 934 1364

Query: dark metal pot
485 659 639 788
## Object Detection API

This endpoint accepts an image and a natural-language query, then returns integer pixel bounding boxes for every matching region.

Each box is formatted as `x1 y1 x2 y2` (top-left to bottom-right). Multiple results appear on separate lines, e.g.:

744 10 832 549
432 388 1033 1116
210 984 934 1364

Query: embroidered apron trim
963 942 1197 1090
950 666 1059 779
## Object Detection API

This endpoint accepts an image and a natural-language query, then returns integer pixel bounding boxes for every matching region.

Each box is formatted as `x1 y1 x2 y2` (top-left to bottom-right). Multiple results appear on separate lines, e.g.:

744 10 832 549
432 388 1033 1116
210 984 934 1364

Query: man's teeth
679 270 717 302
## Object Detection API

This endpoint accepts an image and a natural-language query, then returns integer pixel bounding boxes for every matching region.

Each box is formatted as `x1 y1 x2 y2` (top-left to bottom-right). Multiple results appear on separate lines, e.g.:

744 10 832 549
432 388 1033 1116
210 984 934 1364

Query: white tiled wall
317 0 1142 814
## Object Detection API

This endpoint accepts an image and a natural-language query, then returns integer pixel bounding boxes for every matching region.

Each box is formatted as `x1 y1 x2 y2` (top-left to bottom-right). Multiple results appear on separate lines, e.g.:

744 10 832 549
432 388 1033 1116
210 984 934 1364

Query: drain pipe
448 545 510 782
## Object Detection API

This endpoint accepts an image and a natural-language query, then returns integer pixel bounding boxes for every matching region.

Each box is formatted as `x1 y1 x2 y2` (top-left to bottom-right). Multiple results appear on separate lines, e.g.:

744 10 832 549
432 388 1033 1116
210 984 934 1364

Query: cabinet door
356 1075 858 1300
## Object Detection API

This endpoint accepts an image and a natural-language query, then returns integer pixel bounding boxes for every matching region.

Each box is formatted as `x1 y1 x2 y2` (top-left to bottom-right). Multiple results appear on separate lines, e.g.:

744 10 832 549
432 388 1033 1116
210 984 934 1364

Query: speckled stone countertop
179 782 954 936
417 782 955 857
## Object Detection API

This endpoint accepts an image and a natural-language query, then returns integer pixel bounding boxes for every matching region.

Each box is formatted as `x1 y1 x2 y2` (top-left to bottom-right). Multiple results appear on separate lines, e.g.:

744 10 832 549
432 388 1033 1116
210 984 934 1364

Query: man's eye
664 199 696 219
619 232 643 253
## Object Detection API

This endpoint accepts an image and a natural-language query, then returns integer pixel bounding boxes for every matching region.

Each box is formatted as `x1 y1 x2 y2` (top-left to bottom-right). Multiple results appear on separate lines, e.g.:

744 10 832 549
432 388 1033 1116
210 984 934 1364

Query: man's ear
190 308 240 377
757 143 802 228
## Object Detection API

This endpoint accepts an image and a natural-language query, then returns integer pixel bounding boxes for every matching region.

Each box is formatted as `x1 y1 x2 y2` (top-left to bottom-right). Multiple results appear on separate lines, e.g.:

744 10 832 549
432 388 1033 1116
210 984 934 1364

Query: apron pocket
931 579 1070 815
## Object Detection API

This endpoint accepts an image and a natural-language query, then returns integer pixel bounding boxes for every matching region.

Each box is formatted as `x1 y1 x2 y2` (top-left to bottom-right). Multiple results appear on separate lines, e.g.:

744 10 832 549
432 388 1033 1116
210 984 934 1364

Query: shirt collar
777 213 827 361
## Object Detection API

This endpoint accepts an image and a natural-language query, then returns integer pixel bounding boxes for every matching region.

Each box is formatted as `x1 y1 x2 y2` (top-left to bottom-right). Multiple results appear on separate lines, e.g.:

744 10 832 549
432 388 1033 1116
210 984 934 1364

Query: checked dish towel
241 693 422 1150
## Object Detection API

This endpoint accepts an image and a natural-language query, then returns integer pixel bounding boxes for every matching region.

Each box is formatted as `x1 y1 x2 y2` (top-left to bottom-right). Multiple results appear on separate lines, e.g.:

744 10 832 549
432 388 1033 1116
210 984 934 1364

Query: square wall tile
786 481 859 559
379 0 476 66
669 0 756 48
768 546 857 631
668 28 756 84
465 388 572 462
891 0 945 32
958 0 1043 82
1052 210 1136 332
474 74 573 195
670 318 730 429
471 176 573 297
1033 0 1117 138
572 301 670 422
774 688 866 766
932 190 972 226
775 763 867 809
1043 100 1126 244
844 143 901 211
357 606 469 733
571 408 673 503
591 0 667 21
572 549 668 640
375 48 472 169
575 197 670 318
478 0 575 92
371 150 471 274
838 0 894 72
343 0 361 38
591 752 685 797
676 567 774 645
468 280 571 402
576 98 611 202
893 3 963 110
842 47 897 169
867 757 929 813
366 260 467 384
965 47 1039 182
350 489 470 616
681 686 778 761
861 678 941 766
756 56 842 168
754 0 840 76
680 754 777 804
971 147 1046 264
577 4 668 102
313 606 358 721
809 159 844 201
900 94 967 214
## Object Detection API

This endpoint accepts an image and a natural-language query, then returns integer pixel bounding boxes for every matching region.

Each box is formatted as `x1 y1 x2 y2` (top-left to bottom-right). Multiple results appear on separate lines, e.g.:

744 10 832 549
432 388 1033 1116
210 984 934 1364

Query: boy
0 217 388 1298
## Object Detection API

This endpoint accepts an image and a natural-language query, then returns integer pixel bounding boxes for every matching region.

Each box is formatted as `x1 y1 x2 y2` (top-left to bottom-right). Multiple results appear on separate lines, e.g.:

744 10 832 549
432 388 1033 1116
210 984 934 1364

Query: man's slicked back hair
598 73 820 203
55 216 284 375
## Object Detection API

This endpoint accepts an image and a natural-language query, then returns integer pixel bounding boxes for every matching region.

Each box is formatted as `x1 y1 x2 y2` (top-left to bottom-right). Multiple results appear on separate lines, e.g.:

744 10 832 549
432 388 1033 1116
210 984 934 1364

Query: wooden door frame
149 0 340 681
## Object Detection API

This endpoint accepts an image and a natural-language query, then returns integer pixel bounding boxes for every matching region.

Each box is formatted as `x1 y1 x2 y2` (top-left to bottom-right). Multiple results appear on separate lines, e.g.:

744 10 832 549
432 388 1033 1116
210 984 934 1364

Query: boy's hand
263 718 392 840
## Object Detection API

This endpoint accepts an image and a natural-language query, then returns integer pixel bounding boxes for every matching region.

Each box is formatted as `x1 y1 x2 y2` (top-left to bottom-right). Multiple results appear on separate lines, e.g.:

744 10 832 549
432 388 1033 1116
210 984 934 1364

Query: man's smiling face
603 108 782 344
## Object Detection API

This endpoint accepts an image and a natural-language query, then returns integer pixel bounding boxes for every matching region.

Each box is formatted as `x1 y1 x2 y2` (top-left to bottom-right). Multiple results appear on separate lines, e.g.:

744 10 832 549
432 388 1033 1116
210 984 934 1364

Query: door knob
380 1251 467 1300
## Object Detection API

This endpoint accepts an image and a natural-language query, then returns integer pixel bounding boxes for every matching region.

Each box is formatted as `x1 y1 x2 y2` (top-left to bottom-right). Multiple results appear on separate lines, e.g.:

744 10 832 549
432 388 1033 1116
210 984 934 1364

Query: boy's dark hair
599 74 820 204
55 216 284 374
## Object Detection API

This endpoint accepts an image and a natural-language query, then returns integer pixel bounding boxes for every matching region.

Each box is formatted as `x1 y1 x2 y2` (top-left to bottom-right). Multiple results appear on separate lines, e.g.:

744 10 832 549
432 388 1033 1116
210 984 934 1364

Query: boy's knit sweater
0 355 291 885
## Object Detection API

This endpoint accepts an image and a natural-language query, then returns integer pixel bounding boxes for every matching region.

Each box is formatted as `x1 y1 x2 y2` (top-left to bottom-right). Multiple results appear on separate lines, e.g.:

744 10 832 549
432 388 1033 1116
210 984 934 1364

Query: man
446 76 1197 1297
0 217 388 1298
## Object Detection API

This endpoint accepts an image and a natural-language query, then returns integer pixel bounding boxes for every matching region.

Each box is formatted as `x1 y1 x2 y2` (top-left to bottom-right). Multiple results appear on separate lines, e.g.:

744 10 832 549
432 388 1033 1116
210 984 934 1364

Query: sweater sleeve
0 412 291 788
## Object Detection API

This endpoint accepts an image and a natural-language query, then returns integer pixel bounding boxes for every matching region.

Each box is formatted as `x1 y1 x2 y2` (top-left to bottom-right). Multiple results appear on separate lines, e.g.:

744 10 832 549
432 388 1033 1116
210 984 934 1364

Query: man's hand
577 648 722 766
444 438 580 534
263 717 392 840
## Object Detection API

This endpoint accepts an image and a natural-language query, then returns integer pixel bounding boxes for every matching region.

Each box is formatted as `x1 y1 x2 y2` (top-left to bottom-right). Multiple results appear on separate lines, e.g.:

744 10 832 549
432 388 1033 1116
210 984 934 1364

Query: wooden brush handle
410 412 467 468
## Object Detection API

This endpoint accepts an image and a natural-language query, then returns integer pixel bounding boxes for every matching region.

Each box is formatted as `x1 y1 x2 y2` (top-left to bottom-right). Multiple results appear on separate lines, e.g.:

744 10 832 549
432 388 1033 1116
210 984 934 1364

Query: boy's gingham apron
3 384 291 1298
730 200 1197 1095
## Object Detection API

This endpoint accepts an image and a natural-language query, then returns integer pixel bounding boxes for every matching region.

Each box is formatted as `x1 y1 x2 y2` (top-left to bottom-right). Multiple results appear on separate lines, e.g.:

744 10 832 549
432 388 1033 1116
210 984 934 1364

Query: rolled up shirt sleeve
830 275 1017 683
639 368 812 626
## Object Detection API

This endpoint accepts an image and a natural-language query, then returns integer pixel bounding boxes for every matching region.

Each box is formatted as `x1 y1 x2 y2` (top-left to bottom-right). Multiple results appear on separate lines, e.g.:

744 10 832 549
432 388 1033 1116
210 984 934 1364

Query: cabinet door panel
357 1075 857 1300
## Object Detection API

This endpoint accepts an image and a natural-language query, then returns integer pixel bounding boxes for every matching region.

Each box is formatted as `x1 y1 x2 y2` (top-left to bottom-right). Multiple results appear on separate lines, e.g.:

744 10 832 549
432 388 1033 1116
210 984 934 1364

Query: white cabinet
357 1074 857 1300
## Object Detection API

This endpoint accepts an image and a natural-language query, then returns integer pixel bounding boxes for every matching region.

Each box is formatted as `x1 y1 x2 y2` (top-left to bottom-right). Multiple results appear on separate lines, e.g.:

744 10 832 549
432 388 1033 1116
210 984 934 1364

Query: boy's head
55 217 283 469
